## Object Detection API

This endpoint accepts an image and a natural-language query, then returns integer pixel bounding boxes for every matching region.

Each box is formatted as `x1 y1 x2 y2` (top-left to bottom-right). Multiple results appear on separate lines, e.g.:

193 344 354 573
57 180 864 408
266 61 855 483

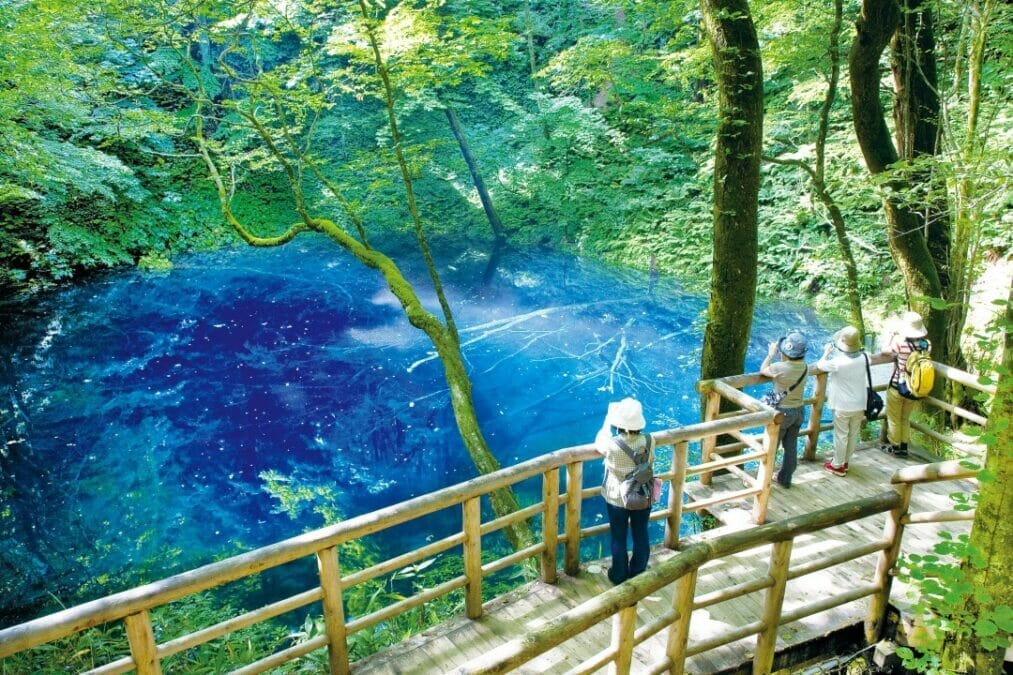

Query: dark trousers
606 502 651 584
776 406 804 487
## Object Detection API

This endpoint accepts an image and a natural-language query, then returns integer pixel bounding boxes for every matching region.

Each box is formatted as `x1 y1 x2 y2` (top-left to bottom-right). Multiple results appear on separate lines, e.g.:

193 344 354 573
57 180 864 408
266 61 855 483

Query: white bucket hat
834 326 862 353
901 311 928 338
606 398 645 431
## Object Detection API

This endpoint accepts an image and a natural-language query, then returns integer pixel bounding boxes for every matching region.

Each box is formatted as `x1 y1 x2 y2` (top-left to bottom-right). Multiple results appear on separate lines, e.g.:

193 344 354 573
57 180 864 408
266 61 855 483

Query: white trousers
832 409 866 467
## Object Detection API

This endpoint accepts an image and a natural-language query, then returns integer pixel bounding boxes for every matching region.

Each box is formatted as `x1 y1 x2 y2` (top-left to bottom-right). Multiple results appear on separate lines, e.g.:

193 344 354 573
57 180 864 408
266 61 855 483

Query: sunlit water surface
0 236 833 626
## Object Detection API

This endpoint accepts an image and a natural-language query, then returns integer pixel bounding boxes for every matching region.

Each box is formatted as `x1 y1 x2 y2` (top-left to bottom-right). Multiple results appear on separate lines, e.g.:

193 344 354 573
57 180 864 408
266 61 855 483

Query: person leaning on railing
594 397 655 585
816 326 867 477
760 331 810 488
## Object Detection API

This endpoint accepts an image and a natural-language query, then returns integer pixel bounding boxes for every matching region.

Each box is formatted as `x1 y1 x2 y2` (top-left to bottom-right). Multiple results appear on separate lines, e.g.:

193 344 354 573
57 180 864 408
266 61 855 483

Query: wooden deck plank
352 445 972 674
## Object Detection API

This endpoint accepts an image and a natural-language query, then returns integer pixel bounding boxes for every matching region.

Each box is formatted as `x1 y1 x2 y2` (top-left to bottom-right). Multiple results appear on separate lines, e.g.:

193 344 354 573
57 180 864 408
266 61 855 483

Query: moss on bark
698 0 763 384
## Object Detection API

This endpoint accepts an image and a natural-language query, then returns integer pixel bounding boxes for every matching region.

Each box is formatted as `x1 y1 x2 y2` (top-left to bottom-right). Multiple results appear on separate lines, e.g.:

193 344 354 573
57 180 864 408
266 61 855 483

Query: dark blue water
0 236 831 626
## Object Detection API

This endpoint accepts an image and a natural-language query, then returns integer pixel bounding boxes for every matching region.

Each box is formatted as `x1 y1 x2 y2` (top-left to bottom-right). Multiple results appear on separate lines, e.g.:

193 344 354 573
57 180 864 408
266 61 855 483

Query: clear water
0 235 832 627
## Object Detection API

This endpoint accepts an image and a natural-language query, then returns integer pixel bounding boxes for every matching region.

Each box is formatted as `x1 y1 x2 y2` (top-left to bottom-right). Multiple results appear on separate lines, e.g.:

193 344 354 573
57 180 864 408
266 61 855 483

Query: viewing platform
355 444 971 673
0 354 992 673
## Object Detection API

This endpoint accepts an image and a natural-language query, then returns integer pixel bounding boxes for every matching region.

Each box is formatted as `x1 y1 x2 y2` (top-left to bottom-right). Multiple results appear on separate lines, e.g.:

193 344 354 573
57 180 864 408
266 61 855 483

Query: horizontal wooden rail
903 510 976 525
0 403 782 666
455 491 902 674
891 459 979 485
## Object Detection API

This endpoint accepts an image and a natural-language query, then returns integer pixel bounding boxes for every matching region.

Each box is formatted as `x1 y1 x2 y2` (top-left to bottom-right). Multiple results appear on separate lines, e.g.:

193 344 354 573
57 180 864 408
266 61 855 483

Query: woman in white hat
883 311 931 457
594 397 656 585
816 327 868 476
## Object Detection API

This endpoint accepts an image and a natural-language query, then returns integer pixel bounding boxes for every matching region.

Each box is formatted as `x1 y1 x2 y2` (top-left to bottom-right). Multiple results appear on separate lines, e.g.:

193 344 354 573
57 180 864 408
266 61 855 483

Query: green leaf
974 618 998 637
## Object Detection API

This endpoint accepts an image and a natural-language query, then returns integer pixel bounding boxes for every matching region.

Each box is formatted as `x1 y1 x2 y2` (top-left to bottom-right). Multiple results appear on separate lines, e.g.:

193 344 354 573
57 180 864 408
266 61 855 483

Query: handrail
458 458 981 674
0 408 777 669
891 459 980 485
0 356 987 673
456 490 903 674
698 353 992 466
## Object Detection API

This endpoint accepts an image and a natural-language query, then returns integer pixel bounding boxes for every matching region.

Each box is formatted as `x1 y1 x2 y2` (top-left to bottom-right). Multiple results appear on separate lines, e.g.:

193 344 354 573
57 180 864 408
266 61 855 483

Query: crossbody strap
864 352 874 389
613 435 653 479
785 365 808 393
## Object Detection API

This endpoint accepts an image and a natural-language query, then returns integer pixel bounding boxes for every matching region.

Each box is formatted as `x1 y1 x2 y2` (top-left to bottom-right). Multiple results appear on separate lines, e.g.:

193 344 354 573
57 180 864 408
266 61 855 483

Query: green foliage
895 526 1013 672
0 591 289 674
894 307 1012 672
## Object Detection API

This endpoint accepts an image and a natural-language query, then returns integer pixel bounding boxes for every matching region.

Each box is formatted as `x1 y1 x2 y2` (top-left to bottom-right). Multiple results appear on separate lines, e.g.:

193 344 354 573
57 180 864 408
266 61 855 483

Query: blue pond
0 236 832 627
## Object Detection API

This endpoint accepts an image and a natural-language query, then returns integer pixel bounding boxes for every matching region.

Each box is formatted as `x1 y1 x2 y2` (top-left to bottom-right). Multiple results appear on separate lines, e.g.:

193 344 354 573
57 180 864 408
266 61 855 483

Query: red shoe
823 460 847 477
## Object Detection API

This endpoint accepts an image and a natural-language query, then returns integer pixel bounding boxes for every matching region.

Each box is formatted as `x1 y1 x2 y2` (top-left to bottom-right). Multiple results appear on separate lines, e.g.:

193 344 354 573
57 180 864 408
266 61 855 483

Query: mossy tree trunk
941 284 1012 673
698 0 763 385
181 3 536 551
848 0 944 353
891 0 949 296
942 0 999 419
890 0 962 373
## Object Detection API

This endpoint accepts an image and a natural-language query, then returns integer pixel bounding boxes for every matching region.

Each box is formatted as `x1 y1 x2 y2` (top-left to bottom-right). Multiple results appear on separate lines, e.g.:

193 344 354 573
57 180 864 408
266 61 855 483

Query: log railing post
564 460 584 576
667 570 698 675
754 540 793 672
866 484 913 642
317 546 350 675
665 441 689 550
541 468 560 584
700 389 722 486
803 371 828 461
610 605 637 675
123 610 161 675
463 496 484 619
753 418 781 524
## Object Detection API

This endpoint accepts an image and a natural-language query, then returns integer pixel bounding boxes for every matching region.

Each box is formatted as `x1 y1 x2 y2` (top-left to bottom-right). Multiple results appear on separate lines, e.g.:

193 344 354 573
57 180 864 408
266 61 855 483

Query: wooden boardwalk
353 444 973 674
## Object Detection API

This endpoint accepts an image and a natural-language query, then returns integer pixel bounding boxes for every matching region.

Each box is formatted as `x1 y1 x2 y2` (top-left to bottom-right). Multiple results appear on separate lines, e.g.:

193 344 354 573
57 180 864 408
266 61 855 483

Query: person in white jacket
816 326 868 476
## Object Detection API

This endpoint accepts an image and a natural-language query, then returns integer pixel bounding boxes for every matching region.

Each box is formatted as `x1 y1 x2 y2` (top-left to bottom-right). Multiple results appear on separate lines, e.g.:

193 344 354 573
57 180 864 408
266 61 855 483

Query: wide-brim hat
834 326 862 353
606 397 645 431
902 311 928 338
778 331 808 359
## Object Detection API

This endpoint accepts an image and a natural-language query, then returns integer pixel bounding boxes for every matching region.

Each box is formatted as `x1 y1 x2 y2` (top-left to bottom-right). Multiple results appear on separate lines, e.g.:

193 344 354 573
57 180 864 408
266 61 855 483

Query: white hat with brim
902 311 928 338
607 398 646 431
834 326 863 353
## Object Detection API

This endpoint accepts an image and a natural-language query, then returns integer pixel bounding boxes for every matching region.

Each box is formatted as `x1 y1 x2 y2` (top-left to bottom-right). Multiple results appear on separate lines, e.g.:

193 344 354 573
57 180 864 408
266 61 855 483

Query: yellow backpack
899 340 934 399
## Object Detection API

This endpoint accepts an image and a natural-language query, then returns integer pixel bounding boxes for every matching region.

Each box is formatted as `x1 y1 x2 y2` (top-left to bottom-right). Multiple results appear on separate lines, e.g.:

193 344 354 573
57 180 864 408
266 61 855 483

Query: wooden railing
699 354 996 473
0 409 779 673
455 460 979 674
0 357 989 674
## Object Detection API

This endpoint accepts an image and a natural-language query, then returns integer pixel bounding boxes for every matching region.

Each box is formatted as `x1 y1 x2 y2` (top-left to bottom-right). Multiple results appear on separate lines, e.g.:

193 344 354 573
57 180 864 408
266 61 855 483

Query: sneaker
893 447 908 457
823 460 847 477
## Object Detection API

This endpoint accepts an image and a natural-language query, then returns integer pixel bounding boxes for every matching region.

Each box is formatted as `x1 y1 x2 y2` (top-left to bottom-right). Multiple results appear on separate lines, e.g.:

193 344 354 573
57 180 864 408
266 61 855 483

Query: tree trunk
698 0 763 385
941 283 1012 673
523 0 537 82
444 105 507 244
944 0 997 420
890 0 956 359
848 0 944 353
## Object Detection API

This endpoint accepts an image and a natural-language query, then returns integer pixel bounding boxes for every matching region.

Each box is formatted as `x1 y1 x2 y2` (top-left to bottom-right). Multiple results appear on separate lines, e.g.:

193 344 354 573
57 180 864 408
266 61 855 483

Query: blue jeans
776 406 804 487
605 502 651 583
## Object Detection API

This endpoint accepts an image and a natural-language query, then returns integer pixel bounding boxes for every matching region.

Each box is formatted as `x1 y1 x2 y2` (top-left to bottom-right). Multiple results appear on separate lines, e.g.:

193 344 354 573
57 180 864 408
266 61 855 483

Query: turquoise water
0 236 831 626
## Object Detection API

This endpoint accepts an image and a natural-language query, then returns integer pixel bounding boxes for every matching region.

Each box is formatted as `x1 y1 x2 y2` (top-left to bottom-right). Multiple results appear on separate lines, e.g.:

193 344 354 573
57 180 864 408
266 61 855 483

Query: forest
1 0 1011 672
